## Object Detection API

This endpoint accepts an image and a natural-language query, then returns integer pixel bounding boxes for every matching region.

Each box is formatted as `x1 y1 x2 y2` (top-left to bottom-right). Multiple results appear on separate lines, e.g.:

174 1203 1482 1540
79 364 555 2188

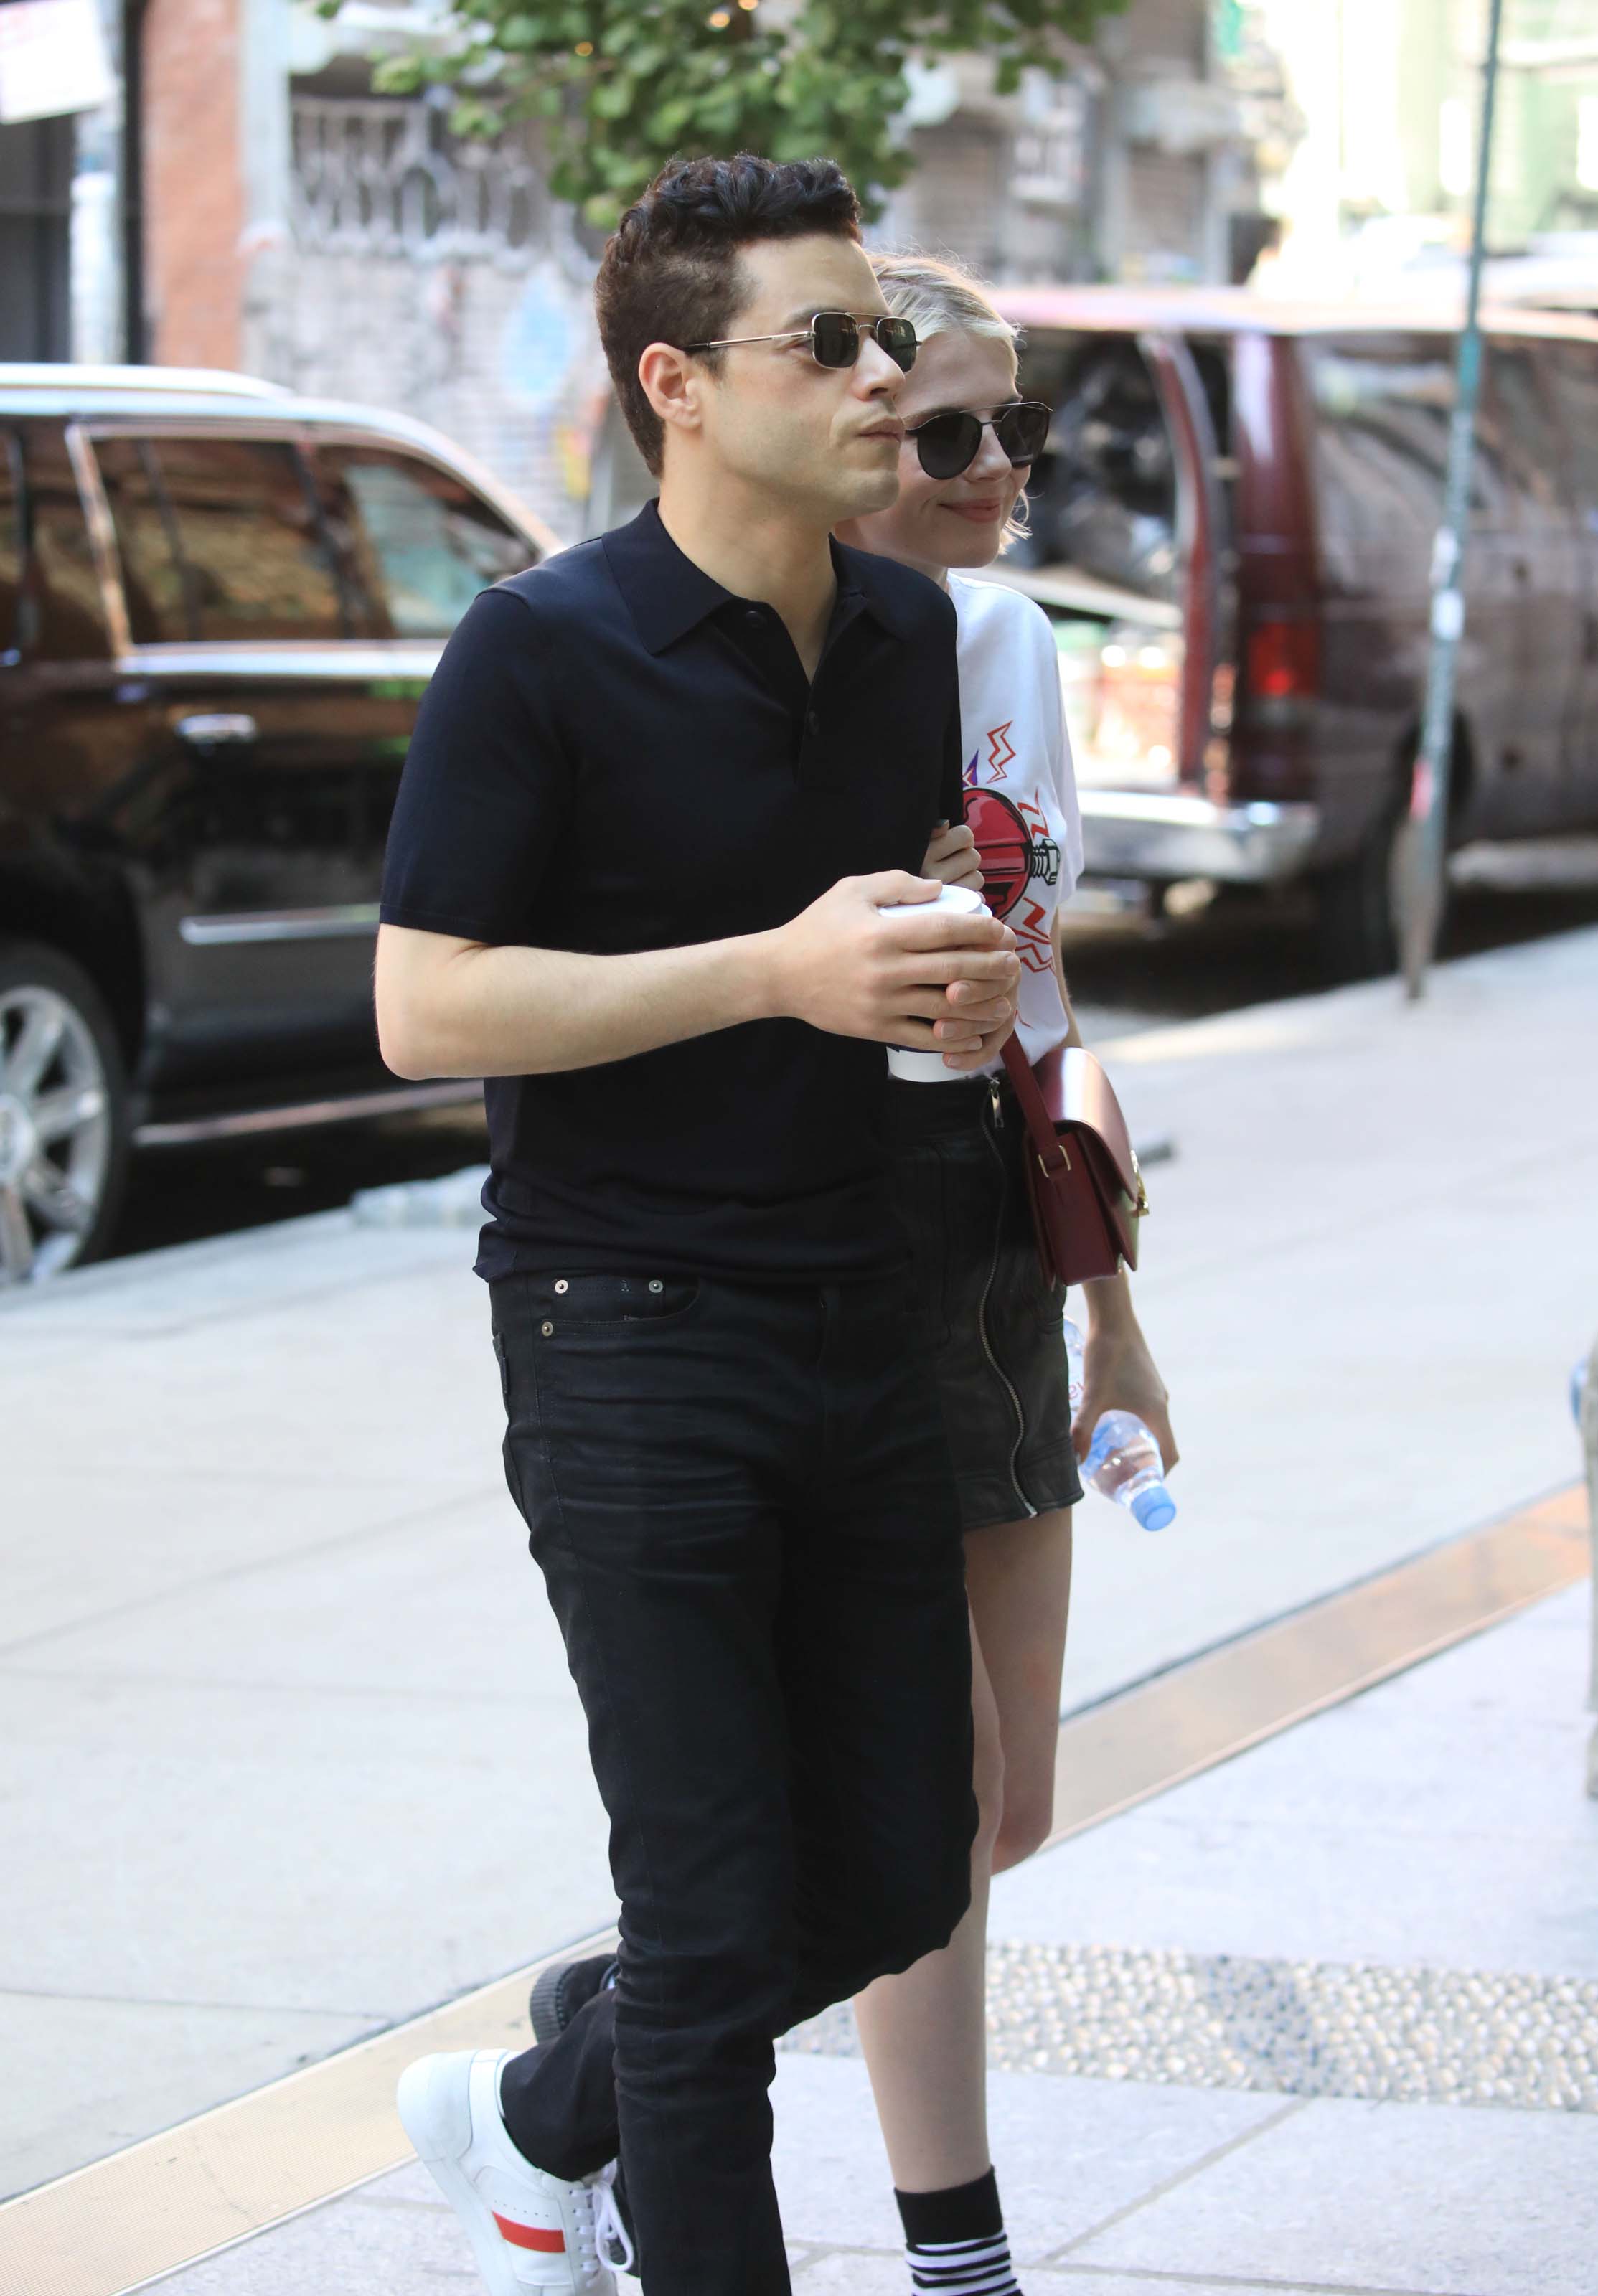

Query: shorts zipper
980 1079 1037 1520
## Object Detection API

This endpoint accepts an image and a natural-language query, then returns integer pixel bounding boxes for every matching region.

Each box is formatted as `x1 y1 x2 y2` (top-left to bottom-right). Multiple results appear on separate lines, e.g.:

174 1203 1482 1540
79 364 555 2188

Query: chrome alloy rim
0 986 112 1283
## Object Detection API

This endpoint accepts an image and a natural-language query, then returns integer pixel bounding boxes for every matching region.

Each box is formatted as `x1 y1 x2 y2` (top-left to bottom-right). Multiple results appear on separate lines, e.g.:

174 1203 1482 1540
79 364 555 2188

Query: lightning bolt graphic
985 721 1015 781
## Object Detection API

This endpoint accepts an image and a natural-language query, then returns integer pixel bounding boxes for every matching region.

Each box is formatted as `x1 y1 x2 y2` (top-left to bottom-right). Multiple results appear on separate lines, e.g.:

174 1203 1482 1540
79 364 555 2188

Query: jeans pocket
534 1273 704 1332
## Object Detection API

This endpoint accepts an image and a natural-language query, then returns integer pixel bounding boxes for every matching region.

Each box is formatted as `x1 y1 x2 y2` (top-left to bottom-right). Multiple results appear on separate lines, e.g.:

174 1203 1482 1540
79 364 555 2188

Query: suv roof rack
0 363 291 398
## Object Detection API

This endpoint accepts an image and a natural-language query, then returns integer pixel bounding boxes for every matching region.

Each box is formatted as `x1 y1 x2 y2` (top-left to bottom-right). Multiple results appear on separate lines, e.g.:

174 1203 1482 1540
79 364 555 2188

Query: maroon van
992 286 1598 975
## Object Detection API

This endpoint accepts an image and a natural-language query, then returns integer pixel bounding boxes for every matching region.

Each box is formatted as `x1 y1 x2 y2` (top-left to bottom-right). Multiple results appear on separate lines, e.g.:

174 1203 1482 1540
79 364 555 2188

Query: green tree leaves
320 0 1124 225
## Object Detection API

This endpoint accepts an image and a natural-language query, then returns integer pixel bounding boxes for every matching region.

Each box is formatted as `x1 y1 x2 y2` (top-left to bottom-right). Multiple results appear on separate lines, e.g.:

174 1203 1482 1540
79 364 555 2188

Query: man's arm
377 872 1020 1081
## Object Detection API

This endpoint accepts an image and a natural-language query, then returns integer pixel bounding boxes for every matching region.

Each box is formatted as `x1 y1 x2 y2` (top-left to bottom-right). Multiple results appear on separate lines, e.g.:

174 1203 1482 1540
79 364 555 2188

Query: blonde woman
835 253 1178 2296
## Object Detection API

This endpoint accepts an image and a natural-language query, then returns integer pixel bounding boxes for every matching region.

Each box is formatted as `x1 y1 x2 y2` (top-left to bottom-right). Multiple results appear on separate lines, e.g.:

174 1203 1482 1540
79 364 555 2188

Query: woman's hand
1073 1281 1178 1474
921 819 984 893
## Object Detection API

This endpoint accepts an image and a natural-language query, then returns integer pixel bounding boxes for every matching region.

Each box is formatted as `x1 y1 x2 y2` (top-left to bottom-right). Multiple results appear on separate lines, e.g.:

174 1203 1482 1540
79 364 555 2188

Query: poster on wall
0 0 115 126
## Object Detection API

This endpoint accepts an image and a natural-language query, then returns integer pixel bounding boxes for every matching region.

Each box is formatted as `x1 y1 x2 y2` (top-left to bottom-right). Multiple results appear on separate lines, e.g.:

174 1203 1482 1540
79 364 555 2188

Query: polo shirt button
807 710 821 735
744 608 765 627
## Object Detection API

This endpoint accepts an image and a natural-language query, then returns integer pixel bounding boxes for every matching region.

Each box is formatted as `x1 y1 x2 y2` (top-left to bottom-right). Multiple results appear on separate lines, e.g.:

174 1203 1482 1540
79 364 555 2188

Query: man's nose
855 337 907 396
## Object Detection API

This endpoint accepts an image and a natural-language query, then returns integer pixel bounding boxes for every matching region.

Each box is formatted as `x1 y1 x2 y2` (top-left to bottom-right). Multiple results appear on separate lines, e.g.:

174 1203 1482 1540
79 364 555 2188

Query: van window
1013 331 1230 603
1016 336 1176 598
1486 344 1571 532
1538 340 1598 527
316 446 532 639
94 435 344 644
1302 334 1510 568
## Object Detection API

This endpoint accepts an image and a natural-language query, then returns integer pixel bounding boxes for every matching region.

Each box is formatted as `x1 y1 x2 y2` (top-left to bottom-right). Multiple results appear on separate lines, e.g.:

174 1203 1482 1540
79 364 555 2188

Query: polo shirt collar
602 498 911 656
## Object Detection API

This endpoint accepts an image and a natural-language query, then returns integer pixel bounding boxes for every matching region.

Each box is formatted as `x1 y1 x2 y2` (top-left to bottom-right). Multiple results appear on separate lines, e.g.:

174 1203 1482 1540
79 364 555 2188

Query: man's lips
941 497 1005 521
858 422 905 445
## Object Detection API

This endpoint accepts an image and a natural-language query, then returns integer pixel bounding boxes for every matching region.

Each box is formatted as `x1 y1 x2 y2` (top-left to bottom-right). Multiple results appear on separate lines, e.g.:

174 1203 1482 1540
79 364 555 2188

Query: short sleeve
380 587 573 945
1032 601 1084 900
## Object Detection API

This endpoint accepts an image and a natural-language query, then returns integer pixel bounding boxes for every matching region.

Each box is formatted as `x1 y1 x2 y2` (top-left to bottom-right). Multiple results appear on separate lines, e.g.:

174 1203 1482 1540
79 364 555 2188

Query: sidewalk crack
1038 2097 1306 2262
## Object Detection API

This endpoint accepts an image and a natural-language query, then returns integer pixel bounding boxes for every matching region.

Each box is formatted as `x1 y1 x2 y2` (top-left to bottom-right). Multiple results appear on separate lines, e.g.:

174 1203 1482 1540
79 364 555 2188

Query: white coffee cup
878 883 991 1083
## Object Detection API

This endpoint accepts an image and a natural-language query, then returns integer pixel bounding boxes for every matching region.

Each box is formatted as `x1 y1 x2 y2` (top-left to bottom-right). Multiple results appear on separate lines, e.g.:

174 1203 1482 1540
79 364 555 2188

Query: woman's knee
972 1730 1006 1868
991 1784 1054 1873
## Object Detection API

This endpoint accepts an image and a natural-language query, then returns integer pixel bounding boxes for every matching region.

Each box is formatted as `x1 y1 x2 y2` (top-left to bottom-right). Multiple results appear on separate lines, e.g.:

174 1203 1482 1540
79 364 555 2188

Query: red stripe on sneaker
494 2213 565 2253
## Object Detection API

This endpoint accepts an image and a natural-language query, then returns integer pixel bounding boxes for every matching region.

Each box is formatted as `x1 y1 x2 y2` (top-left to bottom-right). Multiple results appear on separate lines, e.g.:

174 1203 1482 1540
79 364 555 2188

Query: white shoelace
591 2160 636 2277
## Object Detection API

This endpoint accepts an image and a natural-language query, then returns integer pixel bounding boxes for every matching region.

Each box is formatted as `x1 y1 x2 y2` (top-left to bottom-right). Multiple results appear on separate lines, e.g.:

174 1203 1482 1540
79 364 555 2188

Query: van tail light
1245 616 1320 703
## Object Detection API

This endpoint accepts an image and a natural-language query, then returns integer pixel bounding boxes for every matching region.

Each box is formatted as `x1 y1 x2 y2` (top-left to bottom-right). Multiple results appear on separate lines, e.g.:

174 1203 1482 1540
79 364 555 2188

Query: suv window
19 420 108 658
317 445 532 639
0 431 20 659
94 434 344 644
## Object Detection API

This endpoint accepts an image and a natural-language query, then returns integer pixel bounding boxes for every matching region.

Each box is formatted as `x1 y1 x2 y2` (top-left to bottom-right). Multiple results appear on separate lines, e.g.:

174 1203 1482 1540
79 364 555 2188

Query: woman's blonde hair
870 250 1020 367
869 249 1028 550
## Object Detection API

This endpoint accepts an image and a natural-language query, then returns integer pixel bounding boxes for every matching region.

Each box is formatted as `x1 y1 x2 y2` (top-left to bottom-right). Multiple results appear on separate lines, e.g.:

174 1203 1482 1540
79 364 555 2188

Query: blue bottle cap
1131 1484 1175 1532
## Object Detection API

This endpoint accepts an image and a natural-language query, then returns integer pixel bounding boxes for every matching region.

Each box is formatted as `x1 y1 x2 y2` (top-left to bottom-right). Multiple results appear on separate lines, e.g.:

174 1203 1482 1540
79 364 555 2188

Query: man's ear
637 342 703 452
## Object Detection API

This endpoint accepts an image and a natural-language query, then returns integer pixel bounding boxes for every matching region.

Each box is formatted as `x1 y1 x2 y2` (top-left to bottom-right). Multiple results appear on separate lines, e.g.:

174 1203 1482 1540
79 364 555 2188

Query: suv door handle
177 712 258 745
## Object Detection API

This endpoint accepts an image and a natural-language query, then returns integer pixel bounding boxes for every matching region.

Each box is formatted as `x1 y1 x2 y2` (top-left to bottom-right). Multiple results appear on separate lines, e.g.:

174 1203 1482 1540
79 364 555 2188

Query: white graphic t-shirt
935 572 1083 1081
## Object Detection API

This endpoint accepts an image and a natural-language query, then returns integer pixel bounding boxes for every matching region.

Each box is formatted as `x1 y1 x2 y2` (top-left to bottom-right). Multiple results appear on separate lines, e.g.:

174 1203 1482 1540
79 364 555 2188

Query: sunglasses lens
810 313 860 369
877 317 918 372
997 402 1050 465
915 413 982 481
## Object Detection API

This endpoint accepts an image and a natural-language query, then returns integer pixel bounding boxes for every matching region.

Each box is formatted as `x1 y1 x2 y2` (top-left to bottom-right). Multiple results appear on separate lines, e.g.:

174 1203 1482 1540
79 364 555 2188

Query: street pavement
2 924 1597 2282
156 1581 1598 2296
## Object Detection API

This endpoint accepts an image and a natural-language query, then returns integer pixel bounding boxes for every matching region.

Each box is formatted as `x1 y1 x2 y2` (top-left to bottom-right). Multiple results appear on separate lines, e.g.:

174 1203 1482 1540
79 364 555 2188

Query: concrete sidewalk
152 1572 1598 2296
2 926 1597 2212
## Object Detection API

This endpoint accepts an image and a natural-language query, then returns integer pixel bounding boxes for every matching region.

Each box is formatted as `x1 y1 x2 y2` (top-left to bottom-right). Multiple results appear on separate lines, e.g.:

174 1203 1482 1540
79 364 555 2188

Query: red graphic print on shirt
966 787 1061 978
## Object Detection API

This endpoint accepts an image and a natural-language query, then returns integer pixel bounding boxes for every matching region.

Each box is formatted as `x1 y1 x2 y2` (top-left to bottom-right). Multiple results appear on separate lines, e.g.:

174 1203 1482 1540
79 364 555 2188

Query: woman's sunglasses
685 311 919 374
906 400 1051 481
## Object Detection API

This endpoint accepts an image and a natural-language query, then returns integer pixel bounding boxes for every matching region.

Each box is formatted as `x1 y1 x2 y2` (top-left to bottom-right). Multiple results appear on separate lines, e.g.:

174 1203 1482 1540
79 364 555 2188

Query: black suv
0 364 555 1283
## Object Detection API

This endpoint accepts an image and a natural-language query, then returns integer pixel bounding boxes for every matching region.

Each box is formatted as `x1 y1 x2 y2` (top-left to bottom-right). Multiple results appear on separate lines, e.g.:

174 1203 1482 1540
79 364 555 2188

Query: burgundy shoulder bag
1000 1036 1148 1287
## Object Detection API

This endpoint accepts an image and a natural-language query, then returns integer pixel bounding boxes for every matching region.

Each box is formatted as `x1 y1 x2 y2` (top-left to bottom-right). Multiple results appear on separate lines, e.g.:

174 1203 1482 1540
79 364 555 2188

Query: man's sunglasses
685 311 919 374
906 399 1051 481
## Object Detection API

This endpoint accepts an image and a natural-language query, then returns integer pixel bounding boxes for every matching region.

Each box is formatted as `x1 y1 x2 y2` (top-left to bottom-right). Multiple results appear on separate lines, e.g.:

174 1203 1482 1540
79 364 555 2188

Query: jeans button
540 1320 554 1337
648 1279 663 1293
555 1279 569 1294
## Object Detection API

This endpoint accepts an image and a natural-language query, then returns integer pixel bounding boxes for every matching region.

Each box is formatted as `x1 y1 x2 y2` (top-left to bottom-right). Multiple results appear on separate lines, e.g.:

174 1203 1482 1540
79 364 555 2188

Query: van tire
1313 804 1409 981
0 941 132 1284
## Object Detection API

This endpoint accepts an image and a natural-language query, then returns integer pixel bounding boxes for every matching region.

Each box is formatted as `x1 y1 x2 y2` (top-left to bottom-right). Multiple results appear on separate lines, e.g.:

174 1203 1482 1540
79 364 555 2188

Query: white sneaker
397 2050 618 2294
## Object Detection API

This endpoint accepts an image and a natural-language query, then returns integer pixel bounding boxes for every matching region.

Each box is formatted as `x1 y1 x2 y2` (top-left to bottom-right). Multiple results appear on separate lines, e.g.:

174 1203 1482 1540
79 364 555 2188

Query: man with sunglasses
375 155 1020 2296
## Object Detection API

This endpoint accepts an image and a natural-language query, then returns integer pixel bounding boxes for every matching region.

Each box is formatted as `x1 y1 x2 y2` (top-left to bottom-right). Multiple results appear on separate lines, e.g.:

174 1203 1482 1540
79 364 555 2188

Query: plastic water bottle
1062 1316 1086 1415
1083 1413 1177 1530
1061 1319 1175 1530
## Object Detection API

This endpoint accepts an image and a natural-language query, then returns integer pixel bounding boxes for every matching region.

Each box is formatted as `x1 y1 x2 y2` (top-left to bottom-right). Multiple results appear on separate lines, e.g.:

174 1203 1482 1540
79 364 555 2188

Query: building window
291 98 552 265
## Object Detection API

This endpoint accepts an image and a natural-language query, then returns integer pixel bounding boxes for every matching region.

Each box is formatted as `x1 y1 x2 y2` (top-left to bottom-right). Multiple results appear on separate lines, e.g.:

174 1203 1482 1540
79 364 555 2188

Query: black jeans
489 1271 976 2296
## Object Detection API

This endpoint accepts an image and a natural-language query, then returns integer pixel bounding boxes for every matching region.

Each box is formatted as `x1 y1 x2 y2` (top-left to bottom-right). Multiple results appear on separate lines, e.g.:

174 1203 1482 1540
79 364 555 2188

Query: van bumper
1079 793 1322 884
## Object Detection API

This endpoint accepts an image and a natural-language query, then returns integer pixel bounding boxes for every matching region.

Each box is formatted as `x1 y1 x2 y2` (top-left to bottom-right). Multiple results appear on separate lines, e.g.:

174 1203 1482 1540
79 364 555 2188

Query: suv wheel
0 942 131 1284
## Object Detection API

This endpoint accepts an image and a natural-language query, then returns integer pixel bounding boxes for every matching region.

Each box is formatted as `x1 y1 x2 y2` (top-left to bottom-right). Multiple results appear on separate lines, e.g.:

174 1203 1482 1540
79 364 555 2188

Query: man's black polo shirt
380 499 964 1283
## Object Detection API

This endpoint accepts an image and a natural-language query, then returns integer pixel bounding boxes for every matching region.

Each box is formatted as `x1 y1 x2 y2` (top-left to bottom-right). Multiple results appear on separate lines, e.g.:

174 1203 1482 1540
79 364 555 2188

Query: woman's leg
852 1612 1005 2191
851 1506 1072 2188
964 1507 1073 1873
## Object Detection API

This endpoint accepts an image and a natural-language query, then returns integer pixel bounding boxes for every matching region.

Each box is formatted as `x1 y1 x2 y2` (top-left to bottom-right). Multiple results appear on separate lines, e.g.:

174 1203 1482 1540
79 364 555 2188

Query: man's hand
921 819 984 893
763 872 1019 1061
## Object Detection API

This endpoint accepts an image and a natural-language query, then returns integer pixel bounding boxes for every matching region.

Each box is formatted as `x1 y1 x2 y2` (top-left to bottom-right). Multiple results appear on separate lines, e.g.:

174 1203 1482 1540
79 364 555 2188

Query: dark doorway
0 115 74 359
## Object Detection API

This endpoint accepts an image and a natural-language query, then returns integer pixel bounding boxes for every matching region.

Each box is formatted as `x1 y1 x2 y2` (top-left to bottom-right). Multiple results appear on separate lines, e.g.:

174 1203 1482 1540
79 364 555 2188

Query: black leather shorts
887 1072 1084 1533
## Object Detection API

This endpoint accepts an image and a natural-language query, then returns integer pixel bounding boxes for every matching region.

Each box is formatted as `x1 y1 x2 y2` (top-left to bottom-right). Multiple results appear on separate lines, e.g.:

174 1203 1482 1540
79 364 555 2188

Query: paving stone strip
780 1942 1598 2113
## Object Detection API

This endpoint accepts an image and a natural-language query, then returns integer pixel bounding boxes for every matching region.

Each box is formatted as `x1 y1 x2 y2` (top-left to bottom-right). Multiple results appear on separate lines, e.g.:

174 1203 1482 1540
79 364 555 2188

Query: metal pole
1398 0 1505 999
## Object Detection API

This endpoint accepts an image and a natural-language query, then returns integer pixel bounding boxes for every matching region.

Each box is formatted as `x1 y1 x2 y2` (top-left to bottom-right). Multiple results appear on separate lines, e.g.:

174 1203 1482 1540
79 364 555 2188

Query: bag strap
1000 1035 1070 1177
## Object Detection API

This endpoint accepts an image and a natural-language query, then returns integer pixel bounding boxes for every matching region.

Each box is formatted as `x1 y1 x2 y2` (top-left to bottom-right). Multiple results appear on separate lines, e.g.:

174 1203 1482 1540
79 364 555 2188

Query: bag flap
1033 1045 1146 1210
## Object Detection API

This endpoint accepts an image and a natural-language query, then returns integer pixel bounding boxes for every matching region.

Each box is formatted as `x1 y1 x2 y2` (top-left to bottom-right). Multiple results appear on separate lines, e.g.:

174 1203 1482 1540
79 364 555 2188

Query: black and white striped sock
896 2168 1022 2296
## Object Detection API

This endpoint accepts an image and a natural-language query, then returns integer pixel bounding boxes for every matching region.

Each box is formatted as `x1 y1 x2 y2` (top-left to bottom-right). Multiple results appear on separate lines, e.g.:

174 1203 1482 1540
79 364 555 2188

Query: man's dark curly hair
596 154 863 478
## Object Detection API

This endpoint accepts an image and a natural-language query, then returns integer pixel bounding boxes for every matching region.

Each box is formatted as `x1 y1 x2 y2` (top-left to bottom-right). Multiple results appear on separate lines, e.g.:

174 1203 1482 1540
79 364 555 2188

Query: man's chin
835 466 901 520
